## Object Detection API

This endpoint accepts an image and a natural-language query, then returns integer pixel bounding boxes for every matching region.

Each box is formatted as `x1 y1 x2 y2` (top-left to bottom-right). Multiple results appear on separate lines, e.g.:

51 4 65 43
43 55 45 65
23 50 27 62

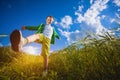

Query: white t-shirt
43 24 53 40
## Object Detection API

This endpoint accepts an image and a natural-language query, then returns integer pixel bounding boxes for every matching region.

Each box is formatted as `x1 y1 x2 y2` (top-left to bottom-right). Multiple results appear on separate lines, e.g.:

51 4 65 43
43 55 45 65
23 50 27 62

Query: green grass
0 33 120 80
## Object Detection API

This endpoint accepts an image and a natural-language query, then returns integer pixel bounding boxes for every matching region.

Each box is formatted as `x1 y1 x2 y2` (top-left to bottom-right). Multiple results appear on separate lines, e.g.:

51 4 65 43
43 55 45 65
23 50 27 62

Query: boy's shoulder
37 23 45 28
40 23 45 26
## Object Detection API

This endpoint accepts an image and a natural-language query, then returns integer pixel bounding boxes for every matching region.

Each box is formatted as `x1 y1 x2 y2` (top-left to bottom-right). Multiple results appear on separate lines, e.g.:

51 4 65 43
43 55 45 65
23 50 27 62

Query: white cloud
116 20 120 24
113 0 120 7
58 28 71 42
75 5 84 23
90 0 93 4
78 5 84 12
116 28 120 31
53 18 58 25
110 14 120 24
54 21 58 25
118 9 120 11
115 13 120 19
58 28 82 43
60 15 73 29
101 15 106 19
75 0 110 35
55 0 114 44
110 18 115 23
75 12 84 23
55 15 81 43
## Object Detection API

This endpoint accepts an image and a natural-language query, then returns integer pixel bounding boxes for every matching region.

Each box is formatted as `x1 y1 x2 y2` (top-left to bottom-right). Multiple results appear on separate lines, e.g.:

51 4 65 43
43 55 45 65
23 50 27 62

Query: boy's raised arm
22 25 39 30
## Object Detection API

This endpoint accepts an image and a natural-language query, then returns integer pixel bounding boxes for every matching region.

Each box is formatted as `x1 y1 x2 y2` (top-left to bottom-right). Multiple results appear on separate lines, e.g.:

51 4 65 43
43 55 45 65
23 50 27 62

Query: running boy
10 16 60 72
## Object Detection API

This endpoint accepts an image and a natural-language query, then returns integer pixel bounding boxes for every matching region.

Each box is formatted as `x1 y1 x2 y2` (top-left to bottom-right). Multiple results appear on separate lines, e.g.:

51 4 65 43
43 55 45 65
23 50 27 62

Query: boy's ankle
21 38 28 46
42 69 48 77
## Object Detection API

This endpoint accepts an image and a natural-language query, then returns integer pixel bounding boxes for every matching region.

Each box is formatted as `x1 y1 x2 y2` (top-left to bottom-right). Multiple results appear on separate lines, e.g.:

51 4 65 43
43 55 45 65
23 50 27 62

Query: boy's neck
46 23 51 26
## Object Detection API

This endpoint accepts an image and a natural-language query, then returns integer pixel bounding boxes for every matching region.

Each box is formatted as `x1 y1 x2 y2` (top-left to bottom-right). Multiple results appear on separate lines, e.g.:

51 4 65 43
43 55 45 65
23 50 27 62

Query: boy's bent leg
10 30 40 52
26 34 40 43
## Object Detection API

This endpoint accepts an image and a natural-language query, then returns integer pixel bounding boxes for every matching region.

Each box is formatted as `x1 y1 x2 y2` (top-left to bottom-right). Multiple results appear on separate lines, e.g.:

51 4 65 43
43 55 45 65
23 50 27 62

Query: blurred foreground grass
0 33 120 80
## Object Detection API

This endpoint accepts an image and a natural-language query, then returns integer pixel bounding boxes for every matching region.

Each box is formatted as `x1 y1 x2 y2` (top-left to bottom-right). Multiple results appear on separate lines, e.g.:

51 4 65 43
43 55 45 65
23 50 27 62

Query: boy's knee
35 34 40 39
41 54 48 58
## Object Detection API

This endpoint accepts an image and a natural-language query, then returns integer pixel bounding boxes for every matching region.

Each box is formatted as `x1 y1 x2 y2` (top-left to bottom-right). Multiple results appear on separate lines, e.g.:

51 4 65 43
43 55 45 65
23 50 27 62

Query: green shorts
35 34 51 57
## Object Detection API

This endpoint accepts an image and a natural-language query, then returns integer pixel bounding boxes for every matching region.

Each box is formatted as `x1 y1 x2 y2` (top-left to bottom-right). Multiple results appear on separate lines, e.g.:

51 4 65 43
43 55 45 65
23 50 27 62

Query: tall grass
49 32 120 80
0 32 120 80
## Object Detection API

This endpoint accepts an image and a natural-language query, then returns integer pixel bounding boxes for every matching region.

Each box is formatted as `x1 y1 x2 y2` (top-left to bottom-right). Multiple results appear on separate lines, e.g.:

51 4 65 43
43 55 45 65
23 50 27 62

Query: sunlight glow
22 46 40 55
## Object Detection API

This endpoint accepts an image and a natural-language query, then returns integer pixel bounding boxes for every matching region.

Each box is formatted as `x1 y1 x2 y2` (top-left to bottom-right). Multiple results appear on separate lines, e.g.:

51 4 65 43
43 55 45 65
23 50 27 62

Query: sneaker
10 30 22 52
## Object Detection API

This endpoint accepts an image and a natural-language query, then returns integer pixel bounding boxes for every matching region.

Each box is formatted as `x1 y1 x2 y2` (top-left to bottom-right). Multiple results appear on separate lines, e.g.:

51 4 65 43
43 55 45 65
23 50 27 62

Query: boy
10 16 60 73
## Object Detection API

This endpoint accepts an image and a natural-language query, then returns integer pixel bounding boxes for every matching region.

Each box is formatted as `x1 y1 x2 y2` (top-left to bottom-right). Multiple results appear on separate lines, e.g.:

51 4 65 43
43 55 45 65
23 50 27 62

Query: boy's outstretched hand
22 26 26 30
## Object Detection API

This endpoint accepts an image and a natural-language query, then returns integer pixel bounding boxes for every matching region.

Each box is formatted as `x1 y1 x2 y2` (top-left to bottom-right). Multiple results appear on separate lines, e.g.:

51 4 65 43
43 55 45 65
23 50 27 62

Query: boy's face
46 17 54 24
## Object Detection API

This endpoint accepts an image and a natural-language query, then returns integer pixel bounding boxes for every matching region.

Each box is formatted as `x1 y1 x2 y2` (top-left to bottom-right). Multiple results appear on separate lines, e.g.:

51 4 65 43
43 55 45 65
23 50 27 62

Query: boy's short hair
47 16 54 22
47 16 53 18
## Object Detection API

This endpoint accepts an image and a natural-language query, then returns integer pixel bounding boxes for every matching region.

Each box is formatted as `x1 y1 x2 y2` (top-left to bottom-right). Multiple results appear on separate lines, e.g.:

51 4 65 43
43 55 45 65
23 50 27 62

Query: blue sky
0 0 120 55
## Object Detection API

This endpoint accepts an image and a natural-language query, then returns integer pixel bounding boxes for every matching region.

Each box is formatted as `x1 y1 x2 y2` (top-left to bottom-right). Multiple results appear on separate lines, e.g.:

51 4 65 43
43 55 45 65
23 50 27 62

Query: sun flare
22 46 40 55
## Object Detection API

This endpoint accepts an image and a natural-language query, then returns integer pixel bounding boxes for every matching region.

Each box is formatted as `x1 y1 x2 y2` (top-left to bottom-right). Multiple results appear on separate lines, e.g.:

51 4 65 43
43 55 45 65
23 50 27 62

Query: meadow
0 32 120 80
